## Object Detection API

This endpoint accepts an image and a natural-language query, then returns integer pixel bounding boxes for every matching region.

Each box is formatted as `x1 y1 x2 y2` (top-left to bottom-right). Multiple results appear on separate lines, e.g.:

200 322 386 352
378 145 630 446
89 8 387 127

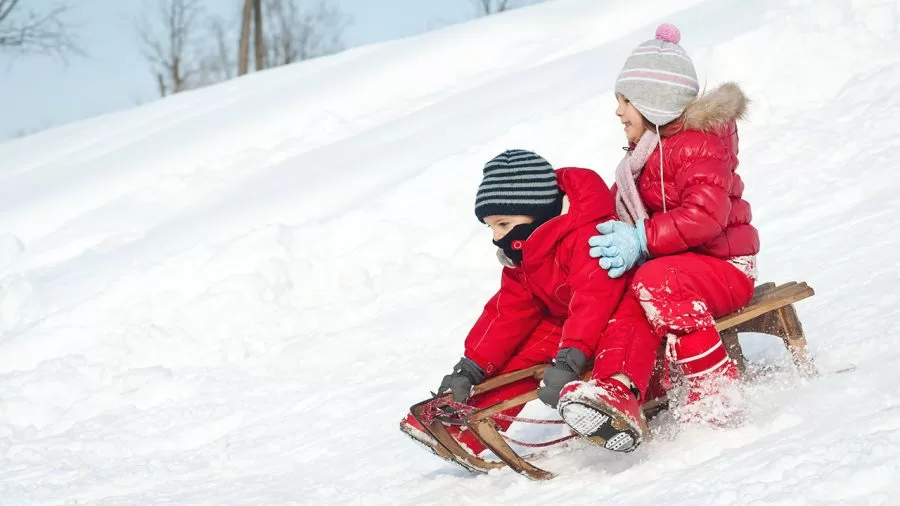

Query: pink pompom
655 23 681 44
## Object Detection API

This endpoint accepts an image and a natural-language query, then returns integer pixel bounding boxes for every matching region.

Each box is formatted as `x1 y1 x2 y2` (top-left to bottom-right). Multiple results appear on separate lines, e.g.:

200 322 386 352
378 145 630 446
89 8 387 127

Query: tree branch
474 0 517 16
263 0 348 66
0 0 21 25
136 0 202 96
0 2 84 60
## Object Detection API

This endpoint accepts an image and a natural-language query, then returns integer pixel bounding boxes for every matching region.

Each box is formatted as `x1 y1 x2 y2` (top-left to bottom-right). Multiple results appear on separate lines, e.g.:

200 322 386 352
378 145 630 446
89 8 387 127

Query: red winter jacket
639 83 760 259
464 168 626 375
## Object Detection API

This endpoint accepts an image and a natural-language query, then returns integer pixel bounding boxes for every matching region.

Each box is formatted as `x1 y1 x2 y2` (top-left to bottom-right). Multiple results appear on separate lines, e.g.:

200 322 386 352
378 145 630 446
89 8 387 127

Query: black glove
538 347 588 408
436 357 487 403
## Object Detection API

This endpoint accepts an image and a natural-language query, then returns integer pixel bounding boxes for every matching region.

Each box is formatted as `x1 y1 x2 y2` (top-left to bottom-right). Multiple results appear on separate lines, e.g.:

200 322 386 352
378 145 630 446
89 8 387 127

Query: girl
557 24 759 436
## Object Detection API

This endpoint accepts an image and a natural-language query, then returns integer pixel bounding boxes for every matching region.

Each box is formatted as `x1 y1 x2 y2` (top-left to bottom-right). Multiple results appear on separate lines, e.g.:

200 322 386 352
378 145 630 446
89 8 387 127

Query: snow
1 0 900 503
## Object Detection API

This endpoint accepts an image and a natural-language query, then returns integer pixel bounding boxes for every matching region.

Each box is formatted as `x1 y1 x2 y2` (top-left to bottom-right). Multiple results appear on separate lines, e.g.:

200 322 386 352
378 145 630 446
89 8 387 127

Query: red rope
501 433 577 448
419 399 438 425
492 413 565 424
423 398 570 447
435 399 564 425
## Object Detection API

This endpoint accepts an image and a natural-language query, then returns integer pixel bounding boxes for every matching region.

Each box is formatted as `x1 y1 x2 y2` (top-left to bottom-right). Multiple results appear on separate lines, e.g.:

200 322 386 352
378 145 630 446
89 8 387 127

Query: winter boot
399 411 437 448
668 327 744 426
557 377 649 452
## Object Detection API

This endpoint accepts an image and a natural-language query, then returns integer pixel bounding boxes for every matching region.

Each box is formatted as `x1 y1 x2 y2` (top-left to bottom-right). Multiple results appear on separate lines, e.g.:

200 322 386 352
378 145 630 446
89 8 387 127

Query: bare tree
194 16 235 86
263 0 349 67
210 17 233 76
0 0 83 60
237 0 265 75
136 0 203 97
253 0 264 70
193 1 246 87
474 0 511 15
472 0 548 16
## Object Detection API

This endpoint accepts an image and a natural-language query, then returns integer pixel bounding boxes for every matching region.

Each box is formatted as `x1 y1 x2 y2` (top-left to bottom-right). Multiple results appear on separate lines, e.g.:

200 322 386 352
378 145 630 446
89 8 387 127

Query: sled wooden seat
716 281 816 375
409 281 816 481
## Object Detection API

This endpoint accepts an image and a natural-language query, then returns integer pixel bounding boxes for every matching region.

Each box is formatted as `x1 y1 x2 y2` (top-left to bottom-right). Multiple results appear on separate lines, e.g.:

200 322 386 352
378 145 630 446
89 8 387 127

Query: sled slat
399 417 482 473
720 327 746 374
468 390 539 422
425 420 505 471
473 364 546 395
716 282 814 331
467 418 556 480
410 400 505 472
775 303 815 375
753 281 777 295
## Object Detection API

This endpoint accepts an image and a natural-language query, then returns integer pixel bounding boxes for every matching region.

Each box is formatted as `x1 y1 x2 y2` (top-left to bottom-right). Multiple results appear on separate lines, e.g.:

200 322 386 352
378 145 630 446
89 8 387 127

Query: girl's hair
642 114 682 137
617 91 686 137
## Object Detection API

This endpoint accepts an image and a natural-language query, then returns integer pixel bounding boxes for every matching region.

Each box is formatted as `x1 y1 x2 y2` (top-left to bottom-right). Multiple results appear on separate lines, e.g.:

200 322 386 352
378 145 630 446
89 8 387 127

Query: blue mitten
588 220 649 278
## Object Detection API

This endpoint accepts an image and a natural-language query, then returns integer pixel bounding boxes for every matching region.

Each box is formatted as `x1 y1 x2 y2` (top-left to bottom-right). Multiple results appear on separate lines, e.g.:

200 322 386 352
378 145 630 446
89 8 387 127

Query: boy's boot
557 377 649 452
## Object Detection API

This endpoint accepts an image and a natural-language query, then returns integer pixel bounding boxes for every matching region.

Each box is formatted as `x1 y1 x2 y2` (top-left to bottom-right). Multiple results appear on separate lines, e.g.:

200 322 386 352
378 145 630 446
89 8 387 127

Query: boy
401 150 662 466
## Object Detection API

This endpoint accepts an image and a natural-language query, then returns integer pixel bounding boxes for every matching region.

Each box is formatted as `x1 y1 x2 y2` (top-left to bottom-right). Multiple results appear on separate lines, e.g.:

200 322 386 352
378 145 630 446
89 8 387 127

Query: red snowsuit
462 167 638 421
593 83 759 394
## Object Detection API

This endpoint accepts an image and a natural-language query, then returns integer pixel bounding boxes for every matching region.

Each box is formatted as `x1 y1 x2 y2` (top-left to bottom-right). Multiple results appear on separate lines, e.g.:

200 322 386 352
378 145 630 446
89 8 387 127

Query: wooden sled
405 281 816 480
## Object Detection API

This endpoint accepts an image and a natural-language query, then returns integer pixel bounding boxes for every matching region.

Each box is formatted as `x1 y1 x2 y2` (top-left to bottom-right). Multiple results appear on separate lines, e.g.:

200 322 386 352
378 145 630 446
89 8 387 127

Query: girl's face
616 94 648 144
484 215 535 242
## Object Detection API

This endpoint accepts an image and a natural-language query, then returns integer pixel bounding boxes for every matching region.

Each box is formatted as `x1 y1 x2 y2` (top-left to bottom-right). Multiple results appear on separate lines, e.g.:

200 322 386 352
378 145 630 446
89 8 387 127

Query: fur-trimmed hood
680 82 749 131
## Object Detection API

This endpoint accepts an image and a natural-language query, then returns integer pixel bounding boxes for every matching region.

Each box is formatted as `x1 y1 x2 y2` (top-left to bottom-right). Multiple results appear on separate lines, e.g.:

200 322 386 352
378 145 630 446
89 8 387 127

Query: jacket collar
495 168 615 268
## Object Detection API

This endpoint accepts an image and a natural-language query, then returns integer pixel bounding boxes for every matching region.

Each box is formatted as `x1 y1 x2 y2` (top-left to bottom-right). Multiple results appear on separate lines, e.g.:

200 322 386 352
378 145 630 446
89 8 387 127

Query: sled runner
401 281 818 480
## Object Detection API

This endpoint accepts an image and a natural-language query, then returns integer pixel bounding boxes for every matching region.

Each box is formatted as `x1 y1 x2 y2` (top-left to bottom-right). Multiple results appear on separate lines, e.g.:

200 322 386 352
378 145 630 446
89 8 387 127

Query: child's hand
434 357 486 403
538 347 588 408
588 220 649 278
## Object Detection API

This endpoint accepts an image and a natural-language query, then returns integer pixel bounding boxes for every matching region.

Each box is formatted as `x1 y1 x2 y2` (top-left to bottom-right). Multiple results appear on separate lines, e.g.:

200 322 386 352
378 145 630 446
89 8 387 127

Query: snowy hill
2 0 900 503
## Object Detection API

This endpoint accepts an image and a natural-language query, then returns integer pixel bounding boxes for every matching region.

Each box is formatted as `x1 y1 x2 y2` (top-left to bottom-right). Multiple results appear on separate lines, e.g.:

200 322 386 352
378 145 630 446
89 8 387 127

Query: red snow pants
631 253 755 340
465 318 562 431
401 319 561 455
591 253 755 398
590 284 662 399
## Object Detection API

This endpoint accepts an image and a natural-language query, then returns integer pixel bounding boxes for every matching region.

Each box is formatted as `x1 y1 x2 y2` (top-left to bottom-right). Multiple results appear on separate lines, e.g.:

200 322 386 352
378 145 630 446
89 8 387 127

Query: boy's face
484 215 535 242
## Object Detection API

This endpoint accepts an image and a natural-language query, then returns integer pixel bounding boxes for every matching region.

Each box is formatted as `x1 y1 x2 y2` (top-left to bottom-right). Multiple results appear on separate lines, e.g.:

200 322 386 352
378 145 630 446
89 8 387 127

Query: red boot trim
682 355 732 379
672 329 733 378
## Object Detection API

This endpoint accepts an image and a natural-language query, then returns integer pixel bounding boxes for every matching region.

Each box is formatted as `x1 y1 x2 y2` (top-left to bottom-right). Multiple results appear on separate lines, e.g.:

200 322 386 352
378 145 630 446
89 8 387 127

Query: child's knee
629 257 679 295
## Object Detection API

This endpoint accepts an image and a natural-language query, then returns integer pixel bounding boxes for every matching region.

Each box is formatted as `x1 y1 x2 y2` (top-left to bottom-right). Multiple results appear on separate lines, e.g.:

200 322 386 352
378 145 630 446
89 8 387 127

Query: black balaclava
492 210 560 266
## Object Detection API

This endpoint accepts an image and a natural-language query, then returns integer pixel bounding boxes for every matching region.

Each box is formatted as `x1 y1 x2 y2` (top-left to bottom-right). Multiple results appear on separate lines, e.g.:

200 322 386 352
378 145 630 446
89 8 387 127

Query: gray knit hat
474 150 562 223
615 24 699 126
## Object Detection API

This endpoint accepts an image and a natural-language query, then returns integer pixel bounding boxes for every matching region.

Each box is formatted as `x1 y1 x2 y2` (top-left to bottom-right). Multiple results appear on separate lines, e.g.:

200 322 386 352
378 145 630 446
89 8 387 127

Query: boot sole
559 399 646 453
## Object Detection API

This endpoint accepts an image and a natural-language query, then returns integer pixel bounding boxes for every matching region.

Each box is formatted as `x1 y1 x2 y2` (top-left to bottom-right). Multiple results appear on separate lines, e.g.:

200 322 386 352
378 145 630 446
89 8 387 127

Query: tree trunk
253 0 265 70
238 0 252 75
173 55 183 92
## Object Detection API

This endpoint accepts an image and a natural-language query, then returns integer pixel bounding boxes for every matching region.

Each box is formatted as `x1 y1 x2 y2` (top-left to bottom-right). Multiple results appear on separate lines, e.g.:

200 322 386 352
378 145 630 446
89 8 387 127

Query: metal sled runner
403 281 817 480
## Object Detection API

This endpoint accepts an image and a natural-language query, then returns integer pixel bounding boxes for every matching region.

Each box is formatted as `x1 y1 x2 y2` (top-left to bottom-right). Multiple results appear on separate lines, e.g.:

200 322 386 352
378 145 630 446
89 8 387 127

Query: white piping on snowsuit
671 339 724 365
682 355 732 378
665 334 731 379
656 124 666 213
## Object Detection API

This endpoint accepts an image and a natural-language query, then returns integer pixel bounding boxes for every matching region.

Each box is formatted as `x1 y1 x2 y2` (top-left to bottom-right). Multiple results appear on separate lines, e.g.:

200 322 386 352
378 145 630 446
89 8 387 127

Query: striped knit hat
474 149 562 223
615 24 699 126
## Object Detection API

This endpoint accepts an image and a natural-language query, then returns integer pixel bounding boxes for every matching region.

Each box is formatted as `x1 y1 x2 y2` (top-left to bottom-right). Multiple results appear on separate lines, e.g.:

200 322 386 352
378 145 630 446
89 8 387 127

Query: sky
0 0 494 140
